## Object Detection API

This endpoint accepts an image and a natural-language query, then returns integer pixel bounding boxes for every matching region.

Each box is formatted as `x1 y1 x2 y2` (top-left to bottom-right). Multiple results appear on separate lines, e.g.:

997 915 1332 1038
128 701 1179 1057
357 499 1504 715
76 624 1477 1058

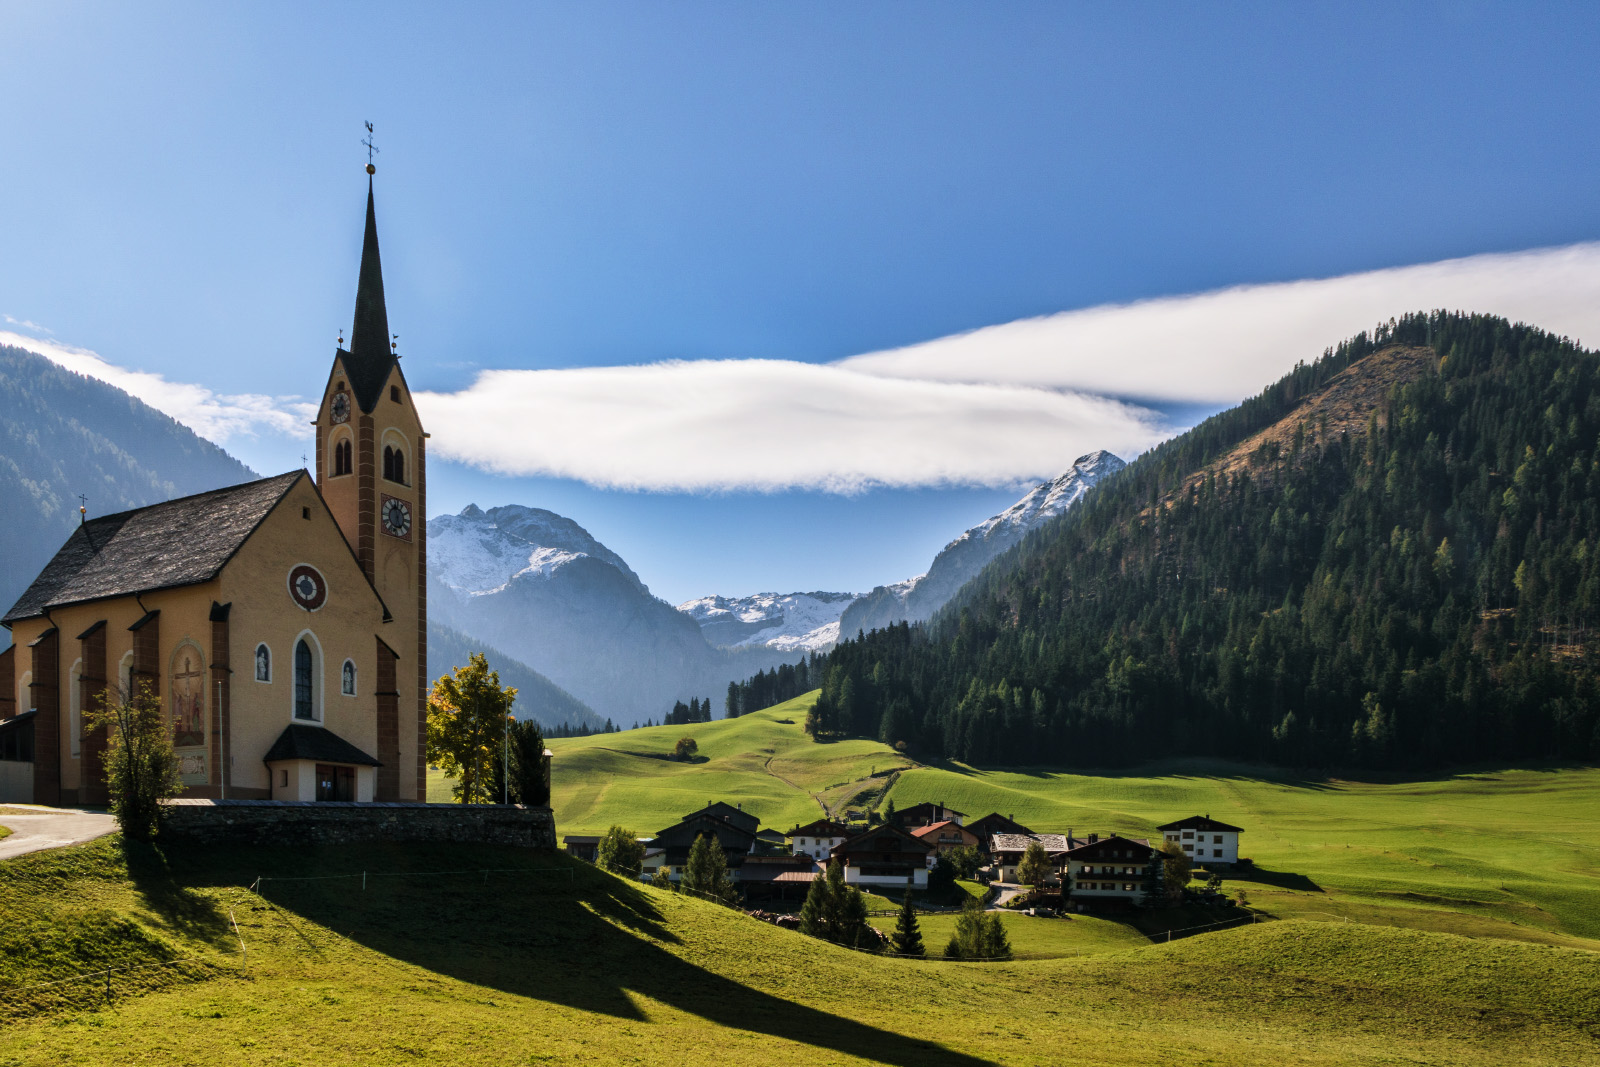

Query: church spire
343 172 397 412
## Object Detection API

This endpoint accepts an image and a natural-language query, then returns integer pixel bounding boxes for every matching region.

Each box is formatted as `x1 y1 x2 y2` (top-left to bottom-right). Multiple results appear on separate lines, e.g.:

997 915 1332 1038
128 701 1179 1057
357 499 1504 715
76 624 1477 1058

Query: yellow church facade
0 174 428 806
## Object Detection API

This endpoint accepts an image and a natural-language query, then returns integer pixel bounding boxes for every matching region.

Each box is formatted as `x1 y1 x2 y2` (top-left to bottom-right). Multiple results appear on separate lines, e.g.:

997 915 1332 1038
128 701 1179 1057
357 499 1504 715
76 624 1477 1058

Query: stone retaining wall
162 798 556 850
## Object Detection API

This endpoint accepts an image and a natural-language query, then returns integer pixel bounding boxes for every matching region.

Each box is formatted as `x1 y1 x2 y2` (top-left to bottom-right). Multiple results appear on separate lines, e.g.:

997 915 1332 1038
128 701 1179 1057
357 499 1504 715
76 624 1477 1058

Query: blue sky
4 3 1600 603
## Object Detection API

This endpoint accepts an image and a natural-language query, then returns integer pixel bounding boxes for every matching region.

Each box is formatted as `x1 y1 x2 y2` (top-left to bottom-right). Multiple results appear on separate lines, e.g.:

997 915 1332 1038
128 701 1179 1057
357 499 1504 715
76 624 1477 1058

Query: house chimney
1089 832 1099 844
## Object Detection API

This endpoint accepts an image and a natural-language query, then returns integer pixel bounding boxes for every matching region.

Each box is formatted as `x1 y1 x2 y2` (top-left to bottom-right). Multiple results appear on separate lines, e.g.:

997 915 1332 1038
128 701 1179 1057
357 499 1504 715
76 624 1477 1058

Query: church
0 168 429 806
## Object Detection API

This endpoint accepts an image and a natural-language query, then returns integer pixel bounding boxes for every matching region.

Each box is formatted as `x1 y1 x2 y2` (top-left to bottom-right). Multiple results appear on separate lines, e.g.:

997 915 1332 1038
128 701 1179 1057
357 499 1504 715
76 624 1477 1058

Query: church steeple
343 176 397 413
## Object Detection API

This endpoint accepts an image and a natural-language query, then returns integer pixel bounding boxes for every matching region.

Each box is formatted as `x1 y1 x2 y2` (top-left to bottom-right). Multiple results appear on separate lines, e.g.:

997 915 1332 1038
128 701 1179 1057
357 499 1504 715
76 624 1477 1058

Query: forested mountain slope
811 313 1600 769
0 344 257 624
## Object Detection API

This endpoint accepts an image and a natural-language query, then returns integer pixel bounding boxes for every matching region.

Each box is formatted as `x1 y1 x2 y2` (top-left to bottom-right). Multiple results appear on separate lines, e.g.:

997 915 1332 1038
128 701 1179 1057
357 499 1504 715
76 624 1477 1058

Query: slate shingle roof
2 472 302 624
262 723 381 766
1156 815 1244 833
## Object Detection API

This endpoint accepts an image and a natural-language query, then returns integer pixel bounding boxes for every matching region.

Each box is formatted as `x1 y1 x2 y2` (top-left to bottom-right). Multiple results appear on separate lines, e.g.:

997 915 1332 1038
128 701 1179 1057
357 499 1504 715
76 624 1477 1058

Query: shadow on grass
1227 866 1323 893
120 838 231 943
171 844 995 1067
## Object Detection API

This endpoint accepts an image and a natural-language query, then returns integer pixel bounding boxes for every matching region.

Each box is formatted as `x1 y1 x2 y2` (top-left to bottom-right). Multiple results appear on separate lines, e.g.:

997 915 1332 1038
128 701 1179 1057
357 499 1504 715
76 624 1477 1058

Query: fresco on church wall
171 648 206 749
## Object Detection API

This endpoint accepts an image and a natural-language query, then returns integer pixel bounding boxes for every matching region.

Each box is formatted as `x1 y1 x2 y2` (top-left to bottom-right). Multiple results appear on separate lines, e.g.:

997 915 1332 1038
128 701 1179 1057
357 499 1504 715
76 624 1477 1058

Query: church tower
314 165 428 801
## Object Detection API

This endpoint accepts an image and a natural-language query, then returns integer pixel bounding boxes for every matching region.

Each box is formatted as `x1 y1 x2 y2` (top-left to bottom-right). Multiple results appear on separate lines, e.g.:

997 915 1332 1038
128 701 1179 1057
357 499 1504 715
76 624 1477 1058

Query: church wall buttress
29 628 60 806
209 607 230 793
0 645 13 720
80 622 108 806
375 639 399 800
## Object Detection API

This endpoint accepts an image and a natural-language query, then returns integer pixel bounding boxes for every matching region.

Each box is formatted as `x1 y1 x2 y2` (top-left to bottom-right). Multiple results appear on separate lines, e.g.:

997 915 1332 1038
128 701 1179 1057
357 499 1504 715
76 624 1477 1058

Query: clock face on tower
330 390 350 424
381 494 412 540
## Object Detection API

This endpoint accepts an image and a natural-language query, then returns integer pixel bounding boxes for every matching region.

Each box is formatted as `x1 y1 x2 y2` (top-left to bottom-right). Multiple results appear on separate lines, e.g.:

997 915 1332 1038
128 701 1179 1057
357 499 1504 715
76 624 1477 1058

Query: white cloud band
416 360 1164 493
840 243 1600 404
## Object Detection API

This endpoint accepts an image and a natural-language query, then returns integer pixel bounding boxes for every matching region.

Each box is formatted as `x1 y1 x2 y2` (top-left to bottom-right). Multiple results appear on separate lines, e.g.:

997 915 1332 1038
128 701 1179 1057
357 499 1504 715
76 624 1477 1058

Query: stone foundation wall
162 799 556 850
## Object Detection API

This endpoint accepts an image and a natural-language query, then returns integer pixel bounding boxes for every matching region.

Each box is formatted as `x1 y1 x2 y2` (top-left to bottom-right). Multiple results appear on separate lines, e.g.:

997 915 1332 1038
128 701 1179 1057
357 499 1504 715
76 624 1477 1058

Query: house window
1213 849 1222 857
1123 883 1135 892
341 660 357 696
1182 831 1194 839
294 639 317 720
255 644 271 682
1213 835 1223 844
1182 844 1193 852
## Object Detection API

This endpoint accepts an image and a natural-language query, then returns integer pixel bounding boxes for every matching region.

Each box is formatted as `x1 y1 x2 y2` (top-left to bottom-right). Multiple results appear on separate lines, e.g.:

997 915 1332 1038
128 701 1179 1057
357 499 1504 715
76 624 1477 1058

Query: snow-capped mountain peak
429 503 648 597
953 450 1126 551
677 590 860 652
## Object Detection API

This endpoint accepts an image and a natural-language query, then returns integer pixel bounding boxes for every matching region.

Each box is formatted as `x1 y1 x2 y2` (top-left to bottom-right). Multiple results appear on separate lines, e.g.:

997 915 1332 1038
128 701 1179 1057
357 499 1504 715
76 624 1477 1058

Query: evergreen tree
820 857 848 939
1016 841 1052 889
890 890 925 957
682 832 738 904
944 896 1012 960
798 869 829 937
841 885 871 949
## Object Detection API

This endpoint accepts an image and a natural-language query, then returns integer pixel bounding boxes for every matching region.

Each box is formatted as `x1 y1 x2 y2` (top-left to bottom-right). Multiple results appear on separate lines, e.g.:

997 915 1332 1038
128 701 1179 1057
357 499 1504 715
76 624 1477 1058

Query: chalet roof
910 820 973 840
834 824 934 856
968 812 1035 836
1157 815 1245 833
787 818 849 838
900 801 966 818
262 723 381 767
989 832 1080 856
4 473 304 625
1062 834 1157 858
682 801 759 834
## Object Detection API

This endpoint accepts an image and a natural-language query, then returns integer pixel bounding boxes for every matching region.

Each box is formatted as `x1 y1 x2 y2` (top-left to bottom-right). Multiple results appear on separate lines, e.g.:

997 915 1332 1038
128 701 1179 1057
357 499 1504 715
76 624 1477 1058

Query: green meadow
531 692 1600 951
1 836 1597 1066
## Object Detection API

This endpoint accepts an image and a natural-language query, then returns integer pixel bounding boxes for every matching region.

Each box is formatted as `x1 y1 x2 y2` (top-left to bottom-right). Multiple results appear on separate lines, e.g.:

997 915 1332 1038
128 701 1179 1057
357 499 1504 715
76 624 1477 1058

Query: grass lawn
1 836 1597 1066
0 824 10 840
870 910 1152 960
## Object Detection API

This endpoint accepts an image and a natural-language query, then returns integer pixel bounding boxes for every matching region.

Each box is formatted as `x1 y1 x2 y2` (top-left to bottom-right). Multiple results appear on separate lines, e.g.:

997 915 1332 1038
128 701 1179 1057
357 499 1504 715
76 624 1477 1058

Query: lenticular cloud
416 360 1165 493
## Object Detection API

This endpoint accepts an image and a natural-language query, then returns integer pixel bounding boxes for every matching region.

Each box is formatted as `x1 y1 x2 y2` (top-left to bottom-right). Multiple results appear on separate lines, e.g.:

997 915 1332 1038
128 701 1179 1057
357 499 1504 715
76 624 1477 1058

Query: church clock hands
381 494 412 540
330 390 350 424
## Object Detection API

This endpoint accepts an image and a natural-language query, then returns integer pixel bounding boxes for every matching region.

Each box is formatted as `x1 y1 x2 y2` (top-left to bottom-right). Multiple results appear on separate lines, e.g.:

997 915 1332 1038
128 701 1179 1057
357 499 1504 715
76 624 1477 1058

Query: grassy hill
534 691 1600 951
1 836 1597 1066
534 692 914 836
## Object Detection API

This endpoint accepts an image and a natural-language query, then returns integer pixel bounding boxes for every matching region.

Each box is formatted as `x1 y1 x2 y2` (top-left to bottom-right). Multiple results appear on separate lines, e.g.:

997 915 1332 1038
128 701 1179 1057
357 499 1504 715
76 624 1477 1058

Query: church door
315 763 355 801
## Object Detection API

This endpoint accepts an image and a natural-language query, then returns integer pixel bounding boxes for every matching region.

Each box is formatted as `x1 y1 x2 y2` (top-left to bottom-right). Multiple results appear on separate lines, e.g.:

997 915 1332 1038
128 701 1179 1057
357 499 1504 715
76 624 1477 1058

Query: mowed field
1 837 1597 1067
525 692 1600 952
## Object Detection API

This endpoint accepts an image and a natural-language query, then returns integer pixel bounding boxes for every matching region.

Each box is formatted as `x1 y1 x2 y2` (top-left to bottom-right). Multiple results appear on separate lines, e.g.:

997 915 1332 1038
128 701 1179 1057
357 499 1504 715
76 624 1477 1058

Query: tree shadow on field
121 838 231 943
1224 866 1322 893
186 845 995 1067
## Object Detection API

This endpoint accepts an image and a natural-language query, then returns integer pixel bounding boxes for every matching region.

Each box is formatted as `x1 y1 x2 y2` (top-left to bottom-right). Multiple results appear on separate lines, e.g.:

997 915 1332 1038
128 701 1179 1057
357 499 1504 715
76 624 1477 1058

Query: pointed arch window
383 444 405 484
332 437 353 477
294 639 316 720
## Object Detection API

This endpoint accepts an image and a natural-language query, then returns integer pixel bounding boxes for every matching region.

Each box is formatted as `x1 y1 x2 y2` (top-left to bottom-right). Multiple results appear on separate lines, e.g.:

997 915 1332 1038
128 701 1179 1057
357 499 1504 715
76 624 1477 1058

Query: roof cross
362 121 379 166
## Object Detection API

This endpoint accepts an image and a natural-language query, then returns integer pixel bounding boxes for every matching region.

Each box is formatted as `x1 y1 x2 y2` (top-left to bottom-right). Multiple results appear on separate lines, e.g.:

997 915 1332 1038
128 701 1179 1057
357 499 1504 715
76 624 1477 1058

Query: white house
1157 815 1244 865
786 817 850 862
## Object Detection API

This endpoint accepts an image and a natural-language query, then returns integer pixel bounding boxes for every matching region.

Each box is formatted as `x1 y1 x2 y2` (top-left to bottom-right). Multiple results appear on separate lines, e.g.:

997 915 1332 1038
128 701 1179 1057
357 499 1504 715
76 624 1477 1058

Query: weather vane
362 120 379 174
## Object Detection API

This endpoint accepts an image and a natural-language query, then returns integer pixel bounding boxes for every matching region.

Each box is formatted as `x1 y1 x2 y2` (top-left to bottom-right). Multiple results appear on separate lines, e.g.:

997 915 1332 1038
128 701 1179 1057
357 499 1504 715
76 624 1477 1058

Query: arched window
294 639 315 720
341 660 356 696
255 643 271 682
383 444 405 484
332 437 353 477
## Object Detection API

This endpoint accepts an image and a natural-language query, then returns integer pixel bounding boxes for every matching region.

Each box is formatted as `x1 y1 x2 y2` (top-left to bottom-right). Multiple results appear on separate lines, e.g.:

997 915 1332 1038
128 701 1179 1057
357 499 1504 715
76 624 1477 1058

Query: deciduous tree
88 681 181 841
427 653 517 804
597 825 645 877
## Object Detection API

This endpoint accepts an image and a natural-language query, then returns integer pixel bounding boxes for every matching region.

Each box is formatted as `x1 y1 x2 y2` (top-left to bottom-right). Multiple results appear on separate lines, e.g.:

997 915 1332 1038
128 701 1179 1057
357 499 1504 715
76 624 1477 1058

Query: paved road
0 805 117 861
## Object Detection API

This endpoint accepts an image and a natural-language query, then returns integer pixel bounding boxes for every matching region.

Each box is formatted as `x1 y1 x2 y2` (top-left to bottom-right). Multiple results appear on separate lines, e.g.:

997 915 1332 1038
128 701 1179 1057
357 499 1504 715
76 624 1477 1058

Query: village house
989 832 1077 883
966 812 1034 855
0 174 427 806
897 801 965 828
652 803 758 881
1060 834 1162 909
909 819 981 864
563 835 601 863
785 817 849 861
1158 815 1244 865
831 824 933 889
